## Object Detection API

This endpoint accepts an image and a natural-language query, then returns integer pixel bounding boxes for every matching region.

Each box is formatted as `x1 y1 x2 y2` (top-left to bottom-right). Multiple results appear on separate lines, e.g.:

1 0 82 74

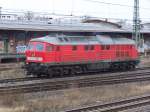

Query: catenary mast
132 0 141 48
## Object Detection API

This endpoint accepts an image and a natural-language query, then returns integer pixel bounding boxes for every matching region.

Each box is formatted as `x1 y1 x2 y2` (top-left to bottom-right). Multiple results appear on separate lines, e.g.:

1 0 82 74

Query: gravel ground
138 56 150 67
122 106 150 112
0 82 150 112
0 62 25 79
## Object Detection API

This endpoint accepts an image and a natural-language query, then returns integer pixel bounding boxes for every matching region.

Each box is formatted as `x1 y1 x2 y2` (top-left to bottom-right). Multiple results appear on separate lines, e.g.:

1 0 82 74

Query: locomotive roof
30 35 135 45
96 35 135 45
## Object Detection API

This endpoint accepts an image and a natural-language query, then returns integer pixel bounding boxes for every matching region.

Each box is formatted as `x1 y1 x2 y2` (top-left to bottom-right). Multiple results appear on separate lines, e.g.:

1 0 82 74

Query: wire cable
83 0 150 10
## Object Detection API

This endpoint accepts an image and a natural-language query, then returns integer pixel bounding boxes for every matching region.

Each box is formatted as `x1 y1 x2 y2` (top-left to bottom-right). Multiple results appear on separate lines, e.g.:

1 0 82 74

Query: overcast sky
0 0 149 21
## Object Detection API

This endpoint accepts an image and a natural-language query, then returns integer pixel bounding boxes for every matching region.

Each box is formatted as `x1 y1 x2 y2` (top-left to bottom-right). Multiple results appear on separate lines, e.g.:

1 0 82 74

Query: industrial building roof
0 20 149 33
0 20 126 33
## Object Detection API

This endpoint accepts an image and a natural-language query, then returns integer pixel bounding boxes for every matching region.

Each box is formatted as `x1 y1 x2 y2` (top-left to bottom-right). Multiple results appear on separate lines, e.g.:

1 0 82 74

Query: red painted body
25 35 139 76
25 42 138 64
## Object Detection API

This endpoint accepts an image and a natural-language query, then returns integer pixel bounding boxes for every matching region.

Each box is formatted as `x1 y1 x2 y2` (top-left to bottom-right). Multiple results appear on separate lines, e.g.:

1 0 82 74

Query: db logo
31 52 35 57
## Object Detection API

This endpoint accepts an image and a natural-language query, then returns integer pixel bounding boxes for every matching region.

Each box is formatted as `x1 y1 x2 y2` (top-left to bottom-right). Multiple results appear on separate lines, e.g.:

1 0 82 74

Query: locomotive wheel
75 66 82 74
131 64 135 70
113 64 118 71
53 67 62 77
26 71 31 76
127 63 135 70
82 65 88 73
70 67 76 75
110 63 116 71
121 63 126 71
59 68 64 77
47 68 53 78
123 64 128 71
36 73 42 78
63 67 70 75
126 65 130 70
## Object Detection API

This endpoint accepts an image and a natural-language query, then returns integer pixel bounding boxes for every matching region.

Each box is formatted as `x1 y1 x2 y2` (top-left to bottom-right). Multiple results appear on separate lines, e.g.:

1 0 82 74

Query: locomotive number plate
27 57 43 61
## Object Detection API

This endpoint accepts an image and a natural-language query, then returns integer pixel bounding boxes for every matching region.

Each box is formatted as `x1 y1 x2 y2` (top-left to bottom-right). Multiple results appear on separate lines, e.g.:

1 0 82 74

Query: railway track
0 68 150 94
64 94 150 112
0 66 149 84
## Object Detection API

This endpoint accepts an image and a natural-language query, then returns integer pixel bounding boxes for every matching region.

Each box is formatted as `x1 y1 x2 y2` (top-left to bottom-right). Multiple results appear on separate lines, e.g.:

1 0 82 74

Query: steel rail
0 66 149 84
0 70 150 94
64 95 150 112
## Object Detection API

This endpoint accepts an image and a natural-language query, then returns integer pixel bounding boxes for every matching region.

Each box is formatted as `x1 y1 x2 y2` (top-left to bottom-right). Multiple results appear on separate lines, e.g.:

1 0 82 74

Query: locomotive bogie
25 60 139 77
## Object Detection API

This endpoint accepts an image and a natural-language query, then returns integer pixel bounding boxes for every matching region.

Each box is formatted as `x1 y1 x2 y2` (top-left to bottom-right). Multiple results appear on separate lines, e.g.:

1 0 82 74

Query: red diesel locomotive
25 35 139 77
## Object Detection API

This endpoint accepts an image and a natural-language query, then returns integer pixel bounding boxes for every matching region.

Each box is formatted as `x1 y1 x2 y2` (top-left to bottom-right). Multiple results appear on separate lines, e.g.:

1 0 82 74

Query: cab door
45 44 55 63
55 45 60 63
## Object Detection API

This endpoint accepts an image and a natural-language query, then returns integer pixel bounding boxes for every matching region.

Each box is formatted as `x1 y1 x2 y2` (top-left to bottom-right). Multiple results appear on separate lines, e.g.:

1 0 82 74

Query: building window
64 37 69 42
58 37 63 42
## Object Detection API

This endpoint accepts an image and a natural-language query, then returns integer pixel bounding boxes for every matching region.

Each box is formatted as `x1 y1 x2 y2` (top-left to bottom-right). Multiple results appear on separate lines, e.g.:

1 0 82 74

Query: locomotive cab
25 40 57 75
26 41 45 63
26 41 57 63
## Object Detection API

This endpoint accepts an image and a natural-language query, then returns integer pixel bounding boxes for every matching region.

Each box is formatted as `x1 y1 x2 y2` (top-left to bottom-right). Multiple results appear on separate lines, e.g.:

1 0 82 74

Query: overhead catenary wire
83 0 150 11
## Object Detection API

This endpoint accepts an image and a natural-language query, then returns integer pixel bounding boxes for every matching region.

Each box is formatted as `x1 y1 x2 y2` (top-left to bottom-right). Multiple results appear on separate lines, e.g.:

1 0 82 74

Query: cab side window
46 45 53 52
36 43 44 51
